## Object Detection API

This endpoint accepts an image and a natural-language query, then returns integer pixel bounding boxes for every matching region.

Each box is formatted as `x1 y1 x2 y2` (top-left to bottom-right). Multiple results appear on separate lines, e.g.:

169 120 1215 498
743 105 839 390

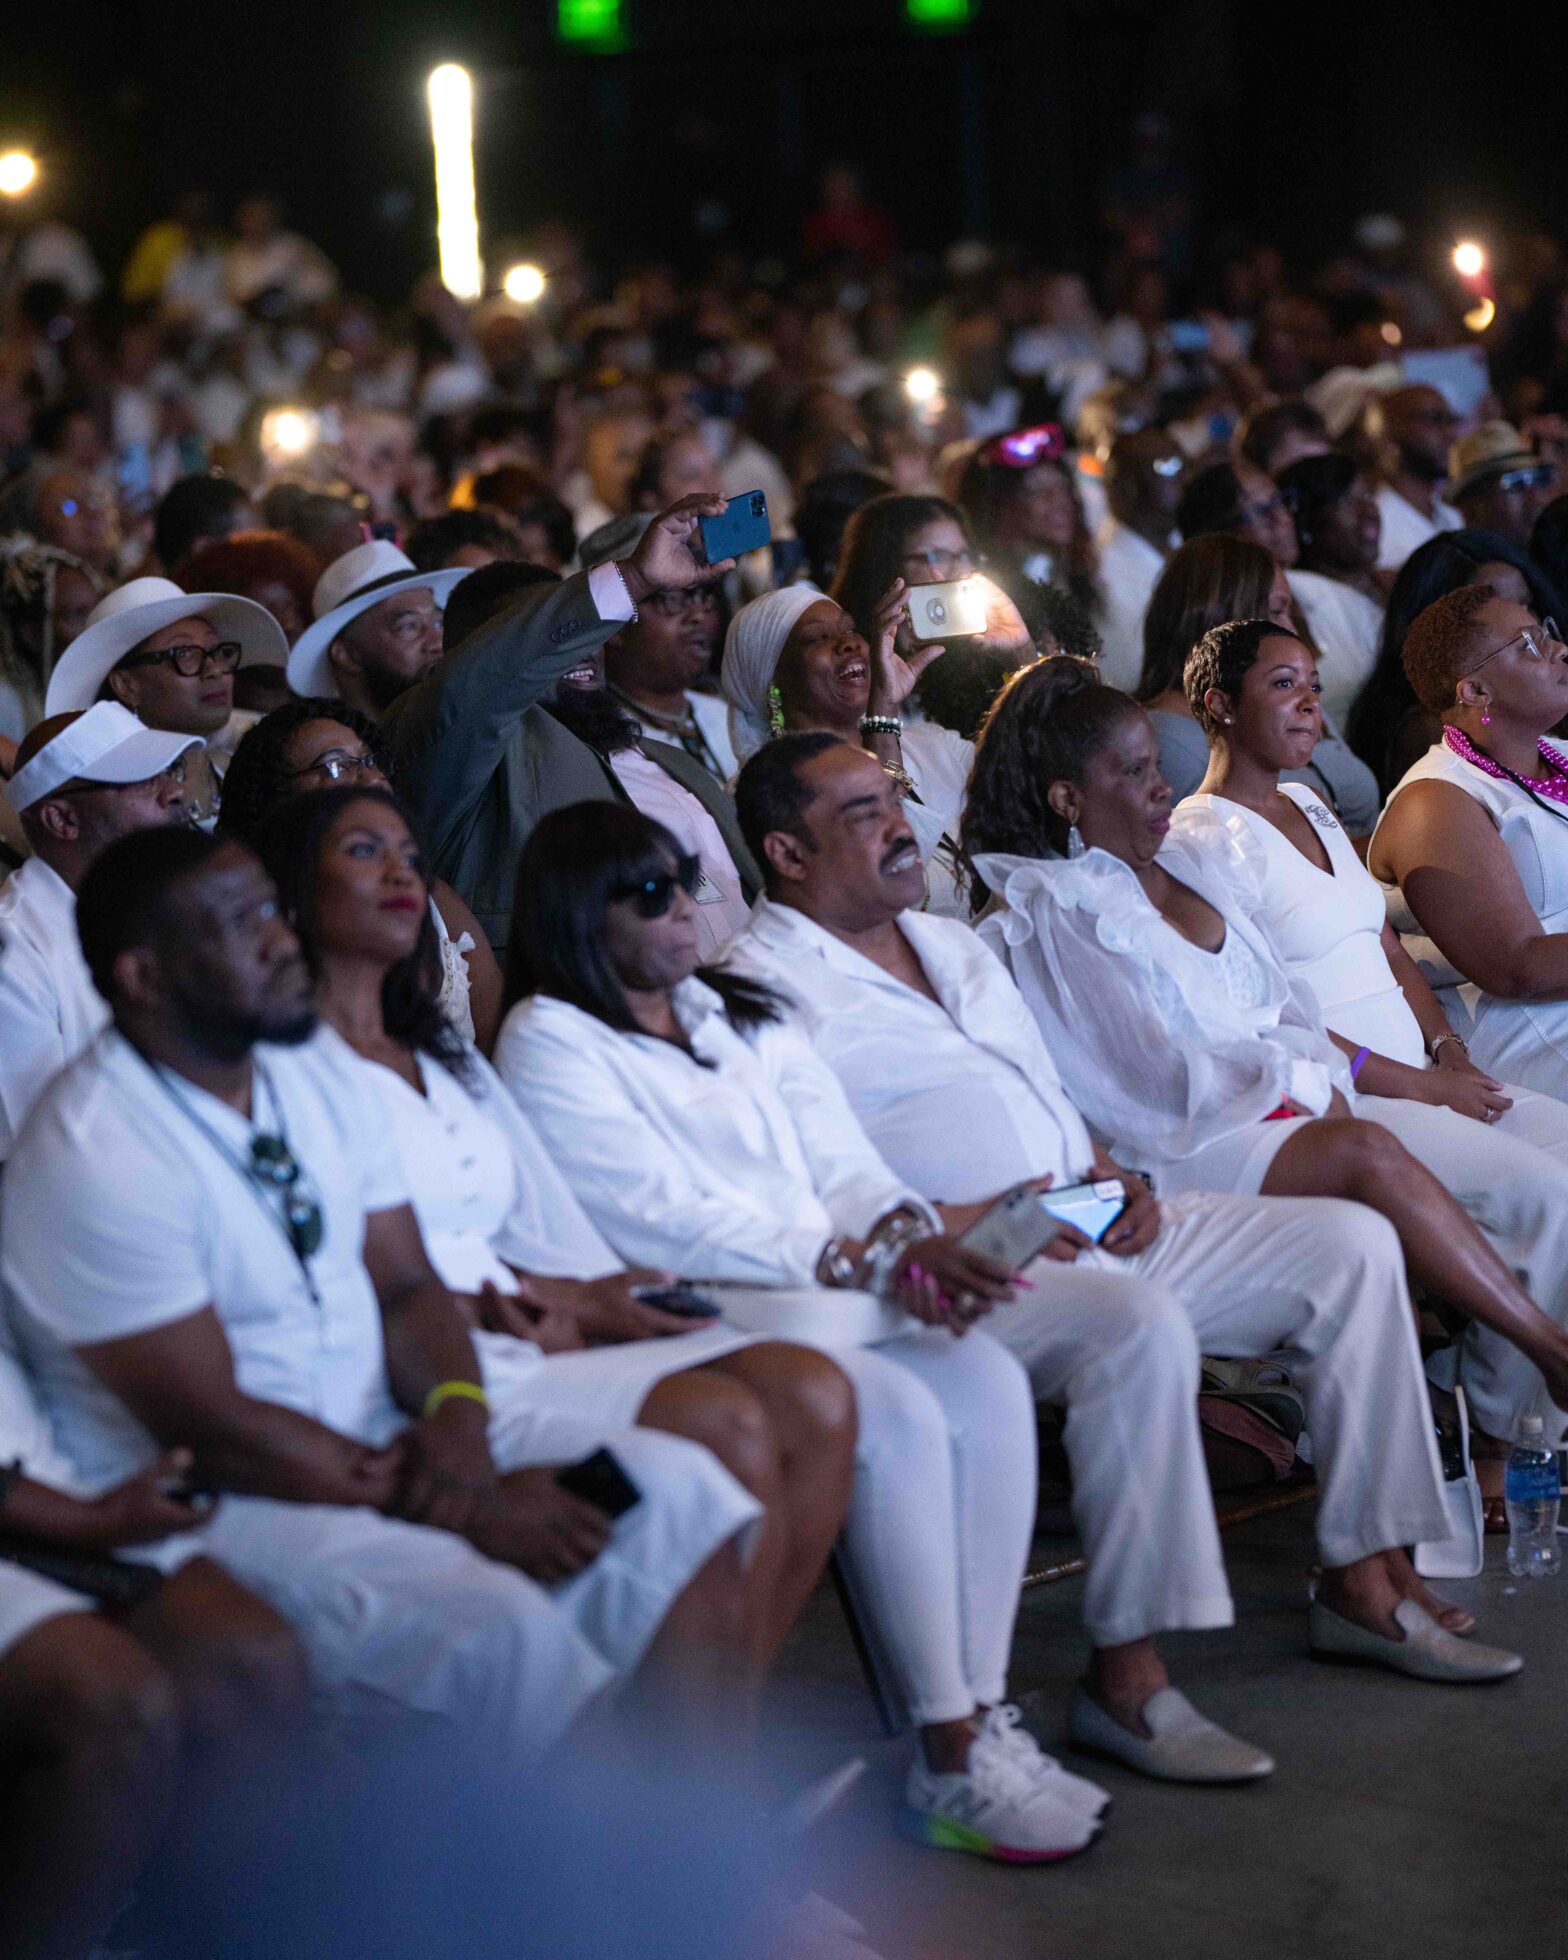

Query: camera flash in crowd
260 406 320 460
427 64 483 303
502 262 546 304
904 366 941 406
1452 240 1486 279
0 151 38 197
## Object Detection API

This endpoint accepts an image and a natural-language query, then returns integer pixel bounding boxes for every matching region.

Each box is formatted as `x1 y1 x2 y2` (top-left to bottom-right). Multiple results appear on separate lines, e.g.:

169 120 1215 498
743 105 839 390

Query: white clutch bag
1414 1384 1485 1581
703 1284 918 1349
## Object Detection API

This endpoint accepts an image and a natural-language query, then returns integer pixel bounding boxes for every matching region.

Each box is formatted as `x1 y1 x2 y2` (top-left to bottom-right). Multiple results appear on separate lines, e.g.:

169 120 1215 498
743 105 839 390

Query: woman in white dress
494 798 1110 1864
258 783 864 1718
1369 584 1568 1106
961 657 1568 1461
219 698 504 1050
721 576 983 919
1170 617 1568 1515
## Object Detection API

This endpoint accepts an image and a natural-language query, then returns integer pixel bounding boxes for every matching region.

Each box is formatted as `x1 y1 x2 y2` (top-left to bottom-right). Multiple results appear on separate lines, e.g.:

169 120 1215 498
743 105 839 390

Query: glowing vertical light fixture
427 64 482 301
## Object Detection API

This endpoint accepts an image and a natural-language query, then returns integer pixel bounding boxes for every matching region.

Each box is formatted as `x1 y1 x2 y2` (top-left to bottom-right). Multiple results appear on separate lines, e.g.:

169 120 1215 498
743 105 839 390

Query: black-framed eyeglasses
642 587 722 619
249 1133 324 1260
1461 616 1563 678
615 852 701 919
281 746 382 784
117 640 244 678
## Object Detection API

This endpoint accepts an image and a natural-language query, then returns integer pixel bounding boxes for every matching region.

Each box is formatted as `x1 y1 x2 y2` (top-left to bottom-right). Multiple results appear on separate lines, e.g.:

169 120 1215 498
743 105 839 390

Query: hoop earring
768 683 786 739
1066 823 1086 860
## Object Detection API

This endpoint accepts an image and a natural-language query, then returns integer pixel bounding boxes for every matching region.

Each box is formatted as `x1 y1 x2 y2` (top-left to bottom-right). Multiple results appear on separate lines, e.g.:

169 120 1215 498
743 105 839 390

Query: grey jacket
381 571 759 956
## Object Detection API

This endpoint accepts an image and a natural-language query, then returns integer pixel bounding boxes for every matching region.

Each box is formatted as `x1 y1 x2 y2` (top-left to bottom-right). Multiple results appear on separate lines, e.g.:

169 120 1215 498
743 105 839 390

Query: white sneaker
901 1721 1101 1864
978 1703 1111 1819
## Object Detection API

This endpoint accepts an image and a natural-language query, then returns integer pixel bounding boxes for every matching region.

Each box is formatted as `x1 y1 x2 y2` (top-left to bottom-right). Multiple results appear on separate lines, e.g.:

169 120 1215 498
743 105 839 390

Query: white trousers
0 1558 93 1661
985 1192 1449 1649
829 1329 1037 1727
1356 1086 1568 1443
202 1391 759 1763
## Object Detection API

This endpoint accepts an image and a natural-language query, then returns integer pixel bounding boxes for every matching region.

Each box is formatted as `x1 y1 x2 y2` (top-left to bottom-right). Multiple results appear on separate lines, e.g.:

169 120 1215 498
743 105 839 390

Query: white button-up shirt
0 856 109 1163
722 900 1097 1203
492 979 931 1286
1092 518 1167 692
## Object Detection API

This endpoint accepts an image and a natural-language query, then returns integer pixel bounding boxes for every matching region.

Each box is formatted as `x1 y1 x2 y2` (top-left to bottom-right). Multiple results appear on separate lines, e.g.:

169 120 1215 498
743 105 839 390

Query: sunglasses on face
118 640 243 678
1495 466 1555 493
615 852 701 918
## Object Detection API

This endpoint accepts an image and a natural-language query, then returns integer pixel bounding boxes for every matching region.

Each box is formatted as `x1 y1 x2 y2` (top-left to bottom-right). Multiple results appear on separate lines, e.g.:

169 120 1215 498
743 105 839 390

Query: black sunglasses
616 852 701 918
250 1133 324 1260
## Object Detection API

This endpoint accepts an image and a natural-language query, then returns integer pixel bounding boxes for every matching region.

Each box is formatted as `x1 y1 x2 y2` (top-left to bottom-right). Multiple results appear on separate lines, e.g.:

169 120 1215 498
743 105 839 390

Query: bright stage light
904 366 942 406
427 65 483 302
1452 241 1486 279
259 406 320 459
0 152 38 198
502 262 546 304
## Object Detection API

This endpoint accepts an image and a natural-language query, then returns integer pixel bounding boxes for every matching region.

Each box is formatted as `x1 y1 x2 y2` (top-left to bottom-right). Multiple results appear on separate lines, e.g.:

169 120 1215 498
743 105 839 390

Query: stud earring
1066 823 1086 860
768 683 786 739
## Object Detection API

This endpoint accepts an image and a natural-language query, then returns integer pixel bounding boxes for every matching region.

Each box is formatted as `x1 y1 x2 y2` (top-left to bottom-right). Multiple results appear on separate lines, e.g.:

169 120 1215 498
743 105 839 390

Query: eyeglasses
69 756 189 795
642 587 722 619
282 746 381 784
1495 466 1555 493
117 640 243 678
615 852 701 918
249 1133 324 1261
902 546 976 579
1461 616 1563 678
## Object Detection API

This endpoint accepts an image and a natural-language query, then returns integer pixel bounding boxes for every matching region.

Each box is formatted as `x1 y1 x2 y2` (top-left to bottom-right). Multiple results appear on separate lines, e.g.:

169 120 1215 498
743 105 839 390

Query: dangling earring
768 683 786 738
1481 711 1492 726
1066 823 1086 860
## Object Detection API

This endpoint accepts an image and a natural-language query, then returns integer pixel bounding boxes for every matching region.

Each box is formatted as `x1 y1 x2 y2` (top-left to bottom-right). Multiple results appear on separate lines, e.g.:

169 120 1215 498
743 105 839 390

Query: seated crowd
10 188 1568 1954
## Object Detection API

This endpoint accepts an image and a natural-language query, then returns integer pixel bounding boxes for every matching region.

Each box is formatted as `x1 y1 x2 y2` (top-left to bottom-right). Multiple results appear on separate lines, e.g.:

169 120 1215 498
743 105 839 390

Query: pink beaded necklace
1444 725 1568 812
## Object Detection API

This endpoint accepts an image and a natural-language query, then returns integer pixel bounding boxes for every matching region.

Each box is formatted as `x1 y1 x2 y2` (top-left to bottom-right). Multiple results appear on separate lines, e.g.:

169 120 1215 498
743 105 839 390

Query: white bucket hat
6 701 201 814
285 540 469 701
45 577 291 717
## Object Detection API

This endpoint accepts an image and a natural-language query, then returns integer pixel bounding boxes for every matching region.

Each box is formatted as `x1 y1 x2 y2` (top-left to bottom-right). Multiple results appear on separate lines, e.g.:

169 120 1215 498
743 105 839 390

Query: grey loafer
1308 1597 1522 1683
1067 1685 1275 1783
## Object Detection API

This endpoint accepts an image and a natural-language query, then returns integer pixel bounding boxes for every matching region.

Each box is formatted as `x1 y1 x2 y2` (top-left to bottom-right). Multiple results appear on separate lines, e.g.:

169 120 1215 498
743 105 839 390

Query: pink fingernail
1014 1276 1036 1289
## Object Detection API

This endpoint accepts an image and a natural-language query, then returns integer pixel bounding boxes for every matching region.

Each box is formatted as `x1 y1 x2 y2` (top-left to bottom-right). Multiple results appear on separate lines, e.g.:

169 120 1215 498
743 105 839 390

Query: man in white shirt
0 702 197 1161
1368 387 1462 574
723 736 1502 1776
1092 429 1185 690
0 1314 306 1956
2 826 762 1767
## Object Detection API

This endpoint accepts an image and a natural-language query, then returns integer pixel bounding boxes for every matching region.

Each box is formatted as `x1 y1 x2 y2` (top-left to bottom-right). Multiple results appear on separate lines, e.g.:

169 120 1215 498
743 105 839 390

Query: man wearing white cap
0 703 198 1160
285 540 470 717
45 576 290 827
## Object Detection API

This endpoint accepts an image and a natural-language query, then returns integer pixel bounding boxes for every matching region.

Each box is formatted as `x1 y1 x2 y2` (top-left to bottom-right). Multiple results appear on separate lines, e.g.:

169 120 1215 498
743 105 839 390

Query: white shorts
0 1556 93 1660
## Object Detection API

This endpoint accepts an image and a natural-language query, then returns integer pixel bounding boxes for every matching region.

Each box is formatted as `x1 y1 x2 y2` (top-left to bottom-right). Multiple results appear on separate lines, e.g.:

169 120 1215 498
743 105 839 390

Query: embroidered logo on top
1301 801 1339 829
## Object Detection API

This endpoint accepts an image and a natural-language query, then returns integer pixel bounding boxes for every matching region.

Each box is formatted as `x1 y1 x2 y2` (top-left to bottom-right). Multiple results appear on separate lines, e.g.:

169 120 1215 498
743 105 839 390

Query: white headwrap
720 586 830 765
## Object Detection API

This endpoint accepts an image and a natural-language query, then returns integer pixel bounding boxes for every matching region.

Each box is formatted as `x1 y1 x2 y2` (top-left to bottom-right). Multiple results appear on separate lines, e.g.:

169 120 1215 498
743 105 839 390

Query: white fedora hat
45 577 291 717
285 540 469 701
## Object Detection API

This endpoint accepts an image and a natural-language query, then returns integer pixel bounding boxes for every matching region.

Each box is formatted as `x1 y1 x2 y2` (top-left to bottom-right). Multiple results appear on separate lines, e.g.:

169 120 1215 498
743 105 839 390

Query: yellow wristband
422 1379 490 1420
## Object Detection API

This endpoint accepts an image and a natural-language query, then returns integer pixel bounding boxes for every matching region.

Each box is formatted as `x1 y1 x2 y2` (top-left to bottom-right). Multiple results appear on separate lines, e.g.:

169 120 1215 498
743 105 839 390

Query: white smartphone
907 575 990 642
958 1182 1062 1274
1040 1178 1128 1244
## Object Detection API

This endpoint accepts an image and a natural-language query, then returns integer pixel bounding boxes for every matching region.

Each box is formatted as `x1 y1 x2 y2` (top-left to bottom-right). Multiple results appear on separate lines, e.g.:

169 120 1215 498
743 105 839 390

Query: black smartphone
555 1447 642 1520
630 1282 722 1320
698 490 770 564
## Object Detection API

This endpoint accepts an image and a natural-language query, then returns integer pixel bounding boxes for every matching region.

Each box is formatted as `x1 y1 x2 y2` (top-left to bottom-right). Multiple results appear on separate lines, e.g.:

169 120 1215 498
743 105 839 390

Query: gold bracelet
422 1379 490 1420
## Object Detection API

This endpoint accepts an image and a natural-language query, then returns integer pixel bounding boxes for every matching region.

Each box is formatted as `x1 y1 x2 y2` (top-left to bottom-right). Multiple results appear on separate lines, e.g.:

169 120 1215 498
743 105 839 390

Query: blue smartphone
698 490 770 565
1039 1178 1128 1244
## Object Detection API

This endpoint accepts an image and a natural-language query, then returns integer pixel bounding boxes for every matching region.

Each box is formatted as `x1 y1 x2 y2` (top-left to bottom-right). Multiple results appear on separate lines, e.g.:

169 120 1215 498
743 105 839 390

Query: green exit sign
907 0 973 29
557 0 627 49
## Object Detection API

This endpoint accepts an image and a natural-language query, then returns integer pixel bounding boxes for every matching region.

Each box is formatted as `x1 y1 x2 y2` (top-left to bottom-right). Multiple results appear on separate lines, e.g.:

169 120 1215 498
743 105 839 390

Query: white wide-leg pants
986 1192 1449 1648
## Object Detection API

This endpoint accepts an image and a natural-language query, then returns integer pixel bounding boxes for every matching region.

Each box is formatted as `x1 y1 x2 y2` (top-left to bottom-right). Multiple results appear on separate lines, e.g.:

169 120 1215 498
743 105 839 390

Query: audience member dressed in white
1286 567 1382 727
0 1320 101 1660
0 855 107 1161
1092 517 1164 692
3 1027 757 1761
1374 736 1568 1100
497 980 1040 1727
724 894 1450 1644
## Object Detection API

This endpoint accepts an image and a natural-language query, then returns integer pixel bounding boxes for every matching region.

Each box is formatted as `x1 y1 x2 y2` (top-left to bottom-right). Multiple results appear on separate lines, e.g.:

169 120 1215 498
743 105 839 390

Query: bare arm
1374 778 1568 999
76 1308 399 1507
432 878 503 1056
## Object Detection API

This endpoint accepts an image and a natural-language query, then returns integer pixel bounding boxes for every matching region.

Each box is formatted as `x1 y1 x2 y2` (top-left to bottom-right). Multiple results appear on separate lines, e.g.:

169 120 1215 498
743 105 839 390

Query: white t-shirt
1 1027 409 1494
0 856 109 1163
1374 482 1461 573
607 748 753 960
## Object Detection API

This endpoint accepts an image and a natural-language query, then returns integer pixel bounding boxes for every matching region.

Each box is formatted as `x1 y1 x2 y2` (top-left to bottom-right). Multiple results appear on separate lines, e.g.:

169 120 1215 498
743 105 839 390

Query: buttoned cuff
587 560 636 623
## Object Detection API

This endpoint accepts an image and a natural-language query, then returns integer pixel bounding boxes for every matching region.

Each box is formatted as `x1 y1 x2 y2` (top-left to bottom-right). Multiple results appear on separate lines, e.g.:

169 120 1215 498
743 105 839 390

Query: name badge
692 868 726 905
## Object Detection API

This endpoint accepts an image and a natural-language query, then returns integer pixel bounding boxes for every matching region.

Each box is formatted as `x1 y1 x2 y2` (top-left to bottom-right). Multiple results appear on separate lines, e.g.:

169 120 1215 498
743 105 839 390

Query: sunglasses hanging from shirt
138 1054 325 1288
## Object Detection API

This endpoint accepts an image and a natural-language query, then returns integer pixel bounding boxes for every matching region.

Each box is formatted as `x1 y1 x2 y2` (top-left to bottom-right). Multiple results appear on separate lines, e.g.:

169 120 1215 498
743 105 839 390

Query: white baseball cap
285 540 469 701
44 576 291 717
6 702 201 814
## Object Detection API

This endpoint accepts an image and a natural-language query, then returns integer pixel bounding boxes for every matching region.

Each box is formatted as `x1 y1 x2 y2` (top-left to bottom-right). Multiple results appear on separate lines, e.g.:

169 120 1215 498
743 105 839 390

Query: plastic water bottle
1505 1416 1562 1579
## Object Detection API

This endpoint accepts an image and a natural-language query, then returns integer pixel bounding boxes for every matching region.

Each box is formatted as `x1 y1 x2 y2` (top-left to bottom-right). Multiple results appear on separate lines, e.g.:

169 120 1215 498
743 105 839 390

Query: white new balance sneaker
900 1718 1102 1863
977 1703 1111 1819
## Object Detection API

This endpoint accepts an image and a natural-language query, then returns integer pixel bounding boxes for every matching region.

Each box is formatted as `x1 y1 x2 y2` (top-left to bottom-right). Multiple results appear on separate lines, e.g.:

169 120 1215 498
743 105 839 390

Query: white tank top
1180 786 1424 1065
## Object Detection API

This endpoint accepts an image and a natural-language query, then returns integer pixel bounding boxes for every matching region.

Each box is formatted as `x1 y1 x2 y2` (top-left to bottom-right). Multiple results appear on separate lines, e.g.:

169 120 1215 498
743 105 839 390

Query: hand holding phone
555 1447 642 1520
958 1182 1062 1275
907 576 990 642
697 490 770 565
630 1282 722 1320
